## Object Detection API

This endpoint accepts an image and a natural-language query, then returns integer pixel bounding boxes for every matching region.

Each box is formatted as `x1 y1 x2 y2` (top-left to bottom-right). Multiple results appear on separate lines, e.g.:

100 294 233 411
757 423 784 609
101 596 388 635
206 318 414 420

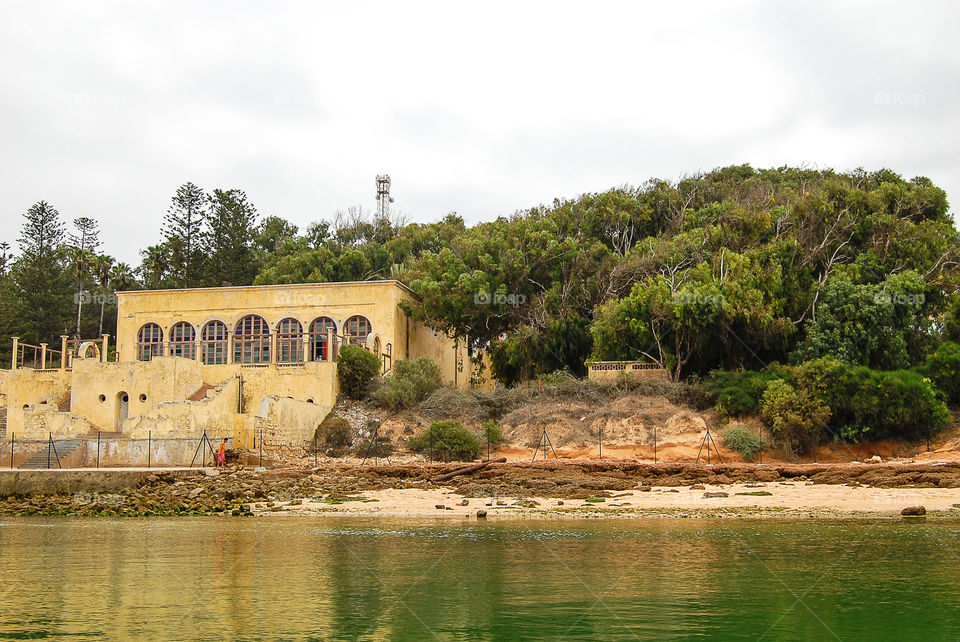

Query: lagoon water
1 517 958 640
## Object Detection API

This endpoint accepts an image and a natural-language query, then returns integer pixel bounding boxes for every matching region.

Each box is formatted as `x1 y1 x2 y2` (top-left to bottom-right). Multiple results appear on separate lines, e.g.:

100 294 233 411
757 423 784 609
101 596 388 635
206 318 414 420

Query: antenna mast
375 174 392 219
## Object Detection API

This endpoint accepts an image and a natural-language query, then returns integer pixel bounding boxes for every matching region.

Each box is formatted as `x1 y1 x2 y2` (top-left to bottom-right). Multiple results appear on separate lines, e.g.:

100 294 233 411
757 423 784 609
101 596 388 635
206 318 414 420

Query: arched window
276 318 303 363
344 315 371 347
169 322 196 359
201 321 228 365
234 314 270 364
309 317 336 361
137 323 163 361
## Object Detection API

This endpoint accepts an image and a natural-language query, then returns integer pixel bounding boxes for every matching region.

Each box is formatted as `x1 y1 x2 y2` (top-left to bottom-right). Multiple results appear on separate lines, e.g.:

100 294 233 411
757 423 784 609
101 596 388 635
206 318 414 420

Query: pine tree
12 201 73 347
206 189 260 286
163 182 208 287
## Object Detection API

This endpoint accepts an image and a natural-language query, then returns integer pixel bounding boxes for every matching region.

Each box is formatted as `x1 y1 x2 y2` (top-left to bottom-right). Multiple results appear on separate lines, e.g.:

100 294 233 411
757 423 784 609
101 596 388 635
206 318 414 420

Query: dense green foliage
407 420 481 461
336 345 381 400
4 166 959 449
924 341 960 405
370 357 442 411
710 357 950 452
720 424 762 462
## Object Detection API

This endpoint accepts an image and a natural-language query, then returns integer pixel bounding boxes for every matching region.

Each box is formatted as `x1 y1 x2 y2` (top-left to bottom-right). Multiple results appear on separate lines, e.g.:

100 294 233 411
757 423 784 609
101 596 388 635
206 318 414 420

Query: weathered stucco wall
256 396 329 448
0 368 72 435
115 280 412 364
587 361 668 382
19 404 97 439
123 376 239 439
237 361 337 415
70 357 204 431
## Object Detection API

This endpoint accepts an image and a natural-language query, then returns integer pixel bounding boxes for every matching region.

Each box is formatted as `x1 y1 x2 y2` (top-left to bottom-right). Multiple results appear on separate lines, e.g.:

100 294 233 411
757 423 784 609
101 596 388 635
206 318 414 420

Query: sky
1 0 958 264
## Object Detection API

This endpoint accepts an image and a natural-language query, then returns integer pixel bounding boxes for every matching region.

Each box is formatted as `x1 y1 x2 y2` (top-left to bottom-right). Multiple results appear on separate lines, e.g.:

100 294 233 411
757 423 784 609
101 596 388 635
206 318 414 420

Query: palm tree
140 245 169 288
67 245 95 338
93 254 115 335
109 262 136 292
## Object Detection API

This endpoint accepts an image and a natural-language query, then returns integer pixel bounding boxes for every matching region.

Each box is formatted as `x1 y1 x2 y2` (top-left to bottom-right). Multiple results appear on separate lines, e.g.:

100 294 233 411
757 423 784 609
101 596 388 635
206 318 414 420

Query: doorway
115 391 129 430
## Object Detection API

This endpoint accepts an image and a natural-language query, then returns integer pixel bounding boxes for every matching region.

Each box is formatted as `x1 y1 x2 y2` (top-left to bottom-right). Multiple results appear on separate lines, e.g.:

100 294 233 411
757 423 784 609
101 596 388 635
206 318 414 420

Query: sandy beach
251 480 960 519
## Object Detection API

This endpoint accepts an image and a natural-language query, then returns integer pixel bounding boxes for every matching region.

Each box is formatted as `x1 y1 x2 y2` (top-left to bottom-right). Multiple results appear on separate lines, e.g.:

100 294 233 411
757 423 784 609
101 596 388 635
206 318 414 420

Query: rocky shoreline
1 460 960 518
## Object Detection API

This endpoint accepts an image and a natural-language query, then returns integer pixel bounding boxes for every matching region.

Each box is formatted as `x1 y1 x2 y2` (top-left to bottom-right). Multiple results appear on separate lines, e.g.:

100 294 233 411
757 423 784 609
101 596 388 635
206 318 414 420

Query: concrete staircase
18 439 83 469
0 407 6 439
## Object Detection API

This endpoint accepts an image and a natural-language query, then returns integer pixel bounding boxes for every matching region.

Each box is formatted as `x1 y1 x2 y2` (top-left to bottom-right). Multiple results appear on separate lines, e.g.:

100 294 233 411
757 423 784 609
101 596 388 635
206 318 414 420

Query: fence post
97 431 101 469
599 426 602 460
653 425 657 464
314 434 318 467
47 432 52 469
9 433 13 469
148 431 151 469
259 429 263 468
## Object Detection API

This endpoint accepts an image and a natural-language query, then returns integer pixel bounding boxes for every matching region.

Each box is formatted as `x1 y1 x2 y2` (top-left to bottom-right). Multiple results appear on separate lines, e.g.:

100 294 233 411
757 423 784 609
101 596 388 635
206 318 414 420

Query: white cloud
1 0 957 262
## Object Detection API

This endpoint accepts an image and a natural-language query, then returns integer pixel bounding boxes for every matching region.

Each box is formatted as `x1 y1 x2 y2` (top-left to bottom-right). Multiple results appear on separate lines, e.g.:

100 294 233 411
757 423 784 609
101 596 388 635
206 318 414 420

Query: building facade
0 280 465 456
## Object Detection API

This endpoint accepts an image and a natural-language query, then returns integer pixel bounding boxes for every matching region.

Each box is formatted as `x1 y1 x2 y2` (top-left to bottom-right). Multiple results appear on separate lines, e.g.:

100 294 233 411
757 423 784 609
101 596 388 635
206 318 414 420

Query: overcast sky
1 0 958 264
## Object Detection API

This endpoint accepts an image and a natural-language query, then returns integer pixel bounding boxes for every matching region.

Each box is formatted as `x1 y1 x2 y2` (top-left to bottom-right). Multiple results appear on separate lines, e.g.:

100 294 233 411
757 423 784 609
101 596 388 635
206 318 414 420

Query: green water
0 517 958 640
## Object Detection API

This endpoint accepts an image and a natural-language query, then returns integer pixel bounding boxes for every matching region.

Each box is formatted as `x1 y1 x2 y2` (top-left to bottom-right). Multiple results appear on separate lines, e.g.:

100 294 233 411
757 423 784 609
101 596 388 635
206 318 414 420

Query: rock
557 501 564 505
253 467 266 473
476 510 487 518
435 504 445 509
204 469 219 477
703 491 729 498
459 499 469 506
638 486 652 492
867 455 883 464
289 499 302 506
901 505 926 516
690 484 705 490
188 488 203 499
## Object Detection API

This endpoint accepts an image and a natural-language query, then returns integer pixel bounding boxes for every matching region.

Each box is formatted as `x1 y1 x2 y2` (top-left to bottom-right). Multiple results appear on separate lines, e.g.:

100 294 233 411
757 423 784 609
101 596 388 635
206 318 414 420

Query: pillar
11 337 18 369
327 328 334 361
269 331 277 364
101 334 109 363
301 334 310 362
60 336 68 370
227 333 234 364
39 343 47 370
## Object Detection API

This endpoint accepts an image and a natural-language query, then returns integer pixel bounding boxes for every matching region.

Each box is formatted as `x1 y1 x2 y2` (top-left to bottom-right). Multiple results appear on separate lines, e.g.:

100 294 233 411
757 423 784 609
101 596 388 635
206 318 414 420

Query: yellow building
0 280 465 459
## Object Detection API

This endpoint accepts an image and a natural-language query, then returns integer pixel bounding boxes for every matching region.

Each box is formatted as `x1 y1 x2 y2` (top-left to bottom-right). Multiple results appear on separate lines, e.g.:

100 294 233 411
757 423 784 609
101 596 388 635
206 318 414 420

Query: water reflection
1 518 959 639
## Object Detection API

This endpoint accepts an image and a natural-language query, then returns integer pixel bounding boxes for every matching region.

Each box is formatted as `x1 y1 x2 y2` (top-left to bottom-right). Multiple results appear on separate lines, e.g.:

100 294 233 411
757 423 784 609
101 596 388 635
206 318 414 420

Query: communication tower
376 174 393 219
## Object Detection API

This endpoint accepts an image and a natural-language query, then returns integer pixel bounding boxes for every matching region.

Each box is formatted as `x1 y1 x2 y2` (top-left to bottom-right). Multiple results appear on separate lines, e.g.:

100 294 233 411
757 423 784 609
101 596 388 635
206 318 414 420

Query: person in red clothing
216 438 227 468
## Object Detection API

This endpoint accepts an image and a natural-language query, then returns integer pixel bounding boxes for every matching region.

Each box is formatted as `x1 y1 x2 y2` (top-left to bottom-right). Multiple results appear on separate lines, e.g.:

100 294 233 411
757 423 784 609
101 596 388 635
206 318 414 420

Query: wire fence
5 431 238 470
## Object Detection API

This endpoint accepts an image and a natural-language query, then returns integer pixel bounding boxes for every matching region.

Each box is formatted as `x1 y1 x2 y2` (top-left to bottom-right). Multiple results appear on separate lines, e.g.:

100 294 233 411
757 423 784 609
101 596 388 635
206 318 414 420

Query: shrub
371 357 442 411
355 436 394 459
924 341 960 404
315 417 352 455
720 424 762 462
407 420 481 461
706 369 778 418
336 344 381 399
759 379 831 455
482 420 504 447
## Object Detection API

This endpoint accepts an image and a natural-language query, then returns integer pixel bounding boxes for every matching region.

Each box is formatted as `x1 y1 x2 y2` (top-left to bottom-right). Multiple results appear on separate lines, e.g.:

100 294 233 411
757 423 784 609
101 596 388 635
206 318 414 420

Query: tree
336 344 380 399
140 244 170 289
163 182 209 287
68 217 100 338
206 189 259 286
93 254 114 335
11 201 72 347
